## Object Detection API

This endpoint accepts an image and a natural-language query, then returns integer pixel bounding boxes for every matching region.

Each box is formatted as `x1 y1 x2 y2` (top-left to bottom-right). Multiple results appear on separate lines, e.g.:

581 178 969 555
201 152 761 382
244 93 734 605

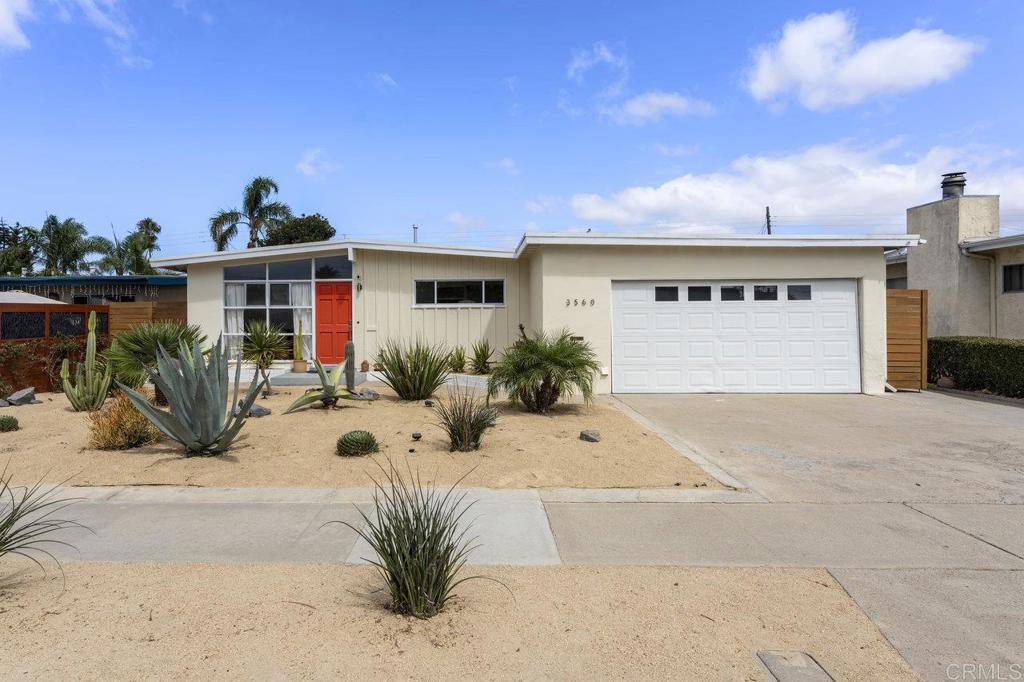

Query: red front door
315 282 352 363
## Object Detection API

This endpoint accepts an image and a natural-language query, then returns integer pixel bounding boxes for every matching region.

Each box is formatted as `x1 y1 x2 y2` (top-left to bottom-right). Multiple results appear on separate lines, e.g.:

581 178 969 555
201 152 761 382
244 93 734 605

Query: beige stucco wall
907 195 999 336
353 249 530 366
530 245 889 395
186 263 224 340
995 246 1024 338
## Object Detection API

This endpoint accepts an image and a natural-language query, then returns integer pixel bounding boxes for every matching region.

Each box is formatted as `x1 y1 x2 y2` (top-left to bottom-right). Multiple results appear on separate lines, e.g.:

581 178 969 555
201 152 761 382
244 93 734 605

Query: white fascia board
514 232 923 257
152 239 516 268
962 234 1024 253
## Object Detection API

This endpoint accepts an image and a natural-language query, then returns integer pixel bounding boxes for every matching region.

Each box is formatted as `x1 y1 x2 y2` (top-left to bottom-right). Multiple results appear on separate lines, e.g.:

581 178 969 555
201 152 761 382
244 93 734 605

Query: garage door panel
613 279 861 394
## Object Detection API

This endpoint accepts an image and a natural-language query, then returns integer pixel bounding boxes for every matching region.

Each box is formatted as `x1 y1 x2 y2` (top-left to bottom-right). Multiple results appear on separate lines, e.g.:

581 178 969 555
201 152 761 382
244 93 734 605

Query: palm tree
135 217 161 258
35 215 111 274
98 229 156 275
209 177 292 251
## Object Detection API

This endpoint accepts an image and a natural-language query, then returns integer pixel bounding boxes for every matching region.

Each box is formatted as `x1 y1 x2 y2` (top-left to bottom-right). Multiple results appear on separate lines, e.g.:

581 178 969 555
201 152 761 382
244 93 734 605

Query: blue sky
1 0 1023 256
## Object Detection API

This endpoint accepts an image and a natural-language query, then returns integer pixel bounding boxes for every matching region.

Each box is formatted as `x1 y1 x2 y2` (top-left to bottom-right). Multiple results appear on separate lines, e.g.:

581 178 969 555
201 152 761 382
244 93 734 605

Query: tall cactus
293 320 305 361
61 311 113 411
344 340 356 392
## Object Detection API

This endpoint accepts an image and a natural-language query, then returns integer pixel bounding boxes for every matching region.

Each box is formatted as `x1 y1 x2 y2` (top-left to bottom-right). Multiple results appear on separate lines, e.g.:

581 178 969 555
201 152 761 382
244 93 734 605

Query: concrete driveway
613 389 1024 681
616 390 1024 503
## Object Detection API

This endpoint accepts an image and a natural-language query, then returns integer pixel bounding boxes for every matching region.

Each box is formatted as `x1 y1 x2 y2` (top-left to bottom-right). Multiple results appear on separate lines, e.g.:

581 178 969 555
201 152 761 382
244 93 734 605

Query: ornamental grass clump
1 465 85 573
0 415 18 432
488 327 600 413
88 391 161 450
117 336 264 456
337 430 379 457
338 463 486 619
376 340 450 400
435 383 497 452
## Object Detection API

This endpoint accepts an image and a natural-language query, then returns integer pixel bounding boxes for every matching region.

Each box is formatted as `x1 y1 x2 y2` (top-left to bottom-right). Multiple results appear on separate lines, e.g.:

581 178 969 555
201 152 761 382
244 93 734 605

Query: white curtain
291 282 311 307
225 283 244 306
224 310 243 334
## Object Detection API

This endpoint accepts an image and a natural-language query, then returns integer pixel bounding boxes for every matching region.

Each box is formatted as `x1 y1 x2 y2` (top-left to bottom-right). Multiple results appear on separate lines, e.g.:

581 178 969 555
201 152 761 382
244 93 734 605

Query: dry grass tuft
88 391 162 450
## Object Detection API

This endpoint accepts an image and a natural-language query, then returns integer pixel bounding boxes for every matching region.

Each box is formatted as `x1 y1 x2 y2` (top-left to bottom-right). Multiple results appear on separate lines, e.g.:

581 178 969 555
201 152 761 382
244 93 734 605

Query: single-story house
887 172 1024 338
152 232 920 395
0 275 187 305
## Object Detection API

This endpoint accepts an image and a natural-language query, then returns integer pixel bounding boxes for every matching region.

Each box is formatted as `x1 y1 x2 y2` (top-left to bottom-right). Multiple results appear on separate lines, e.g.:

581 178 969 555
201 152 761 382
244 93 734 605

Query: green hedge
929 336 1024 398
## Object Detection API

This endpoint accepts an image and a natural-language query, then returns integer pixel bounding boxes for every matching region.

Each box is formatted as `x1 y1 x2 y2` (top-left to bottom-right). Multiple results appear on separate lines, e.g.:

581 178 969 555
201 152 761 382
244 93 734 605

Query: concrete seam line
539 503 564 565
825 567 912 675
903 503 1024 563
608 395 753 492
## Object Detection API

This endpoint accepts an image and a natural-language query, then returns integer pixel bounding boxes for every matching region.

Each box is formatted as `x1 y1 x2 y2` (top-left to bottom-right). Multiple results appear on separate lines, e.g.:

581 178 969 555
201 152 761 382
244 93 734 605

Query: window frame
1003 264 1024 294
412 278 507 308
654 285 679 302
223 263 314 360
719 284 746 302
786 284 813 301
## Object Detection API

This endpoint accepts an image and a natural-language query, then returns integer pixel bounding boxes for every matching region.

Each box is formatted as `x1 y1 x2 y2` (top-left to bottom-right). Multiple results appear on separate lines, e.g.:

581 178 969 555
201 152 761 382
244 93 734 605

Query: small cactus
61 311 113 412
0 415 19 432
336 430 379 457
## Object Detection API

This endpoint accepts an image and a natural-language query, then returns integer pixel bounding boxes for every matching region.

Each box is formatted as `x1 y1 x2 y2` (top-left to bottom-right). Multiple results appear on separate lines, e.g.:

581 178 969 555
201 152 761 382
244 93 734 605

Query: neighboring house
154 232 918 395
887 172 1024 338
0 290 69 305
0 275 187 305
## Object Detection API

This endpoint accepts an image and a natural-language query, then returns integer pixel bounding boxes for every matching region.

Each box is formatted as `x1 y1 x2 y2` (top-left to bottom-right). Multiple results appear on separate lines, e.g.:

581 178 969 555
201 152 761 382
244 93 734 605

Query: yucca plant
488 328 600 413
435 382 497 452
1 465 85 574
60 310 113 411
337 430 379 456
376 339 450 400
242 321 288 396
106 320 206 403
470 339 493 374
285 359 351 413
0 415 18 432
337 462 485 619
448 346 466 373
117 336 264 456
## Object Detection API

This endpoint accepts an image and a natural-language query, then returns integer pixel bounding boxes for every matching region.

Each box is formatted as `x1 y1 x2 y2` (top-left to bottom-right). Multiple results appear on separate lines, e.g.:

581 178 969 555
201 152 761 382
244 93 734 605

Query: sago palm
209 176 292 250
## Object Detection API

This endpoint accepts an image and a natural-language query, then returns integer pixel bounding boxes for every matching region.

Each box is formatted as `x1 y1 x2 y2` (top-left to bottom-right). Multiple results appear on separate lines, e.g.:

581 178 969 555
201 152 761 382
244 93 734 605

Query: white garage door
612 280 861 393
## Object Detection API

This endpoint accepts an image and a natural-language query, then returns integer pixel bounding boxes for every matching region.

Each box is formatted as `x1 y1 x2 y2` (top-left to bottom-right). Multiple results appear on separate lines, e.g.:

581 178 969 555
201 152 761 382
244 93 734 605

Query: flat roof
962 234 1024 253
152 233 923 268
0 275 187 286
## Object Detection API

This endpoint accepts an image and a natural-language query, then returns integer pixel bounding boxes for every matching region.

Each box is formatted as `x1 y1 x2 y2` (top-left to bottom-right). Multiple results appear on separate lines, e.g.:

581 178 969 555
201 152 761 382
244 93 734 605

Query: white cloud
654 144 698 158
567 41 628 84
370 71 398 92
526 195 559 214
603 91 713 125
0 0 32 49
487 158 520 176
446 211 486 230
295 148 339 177
570 140 1024 231
747 11 979 110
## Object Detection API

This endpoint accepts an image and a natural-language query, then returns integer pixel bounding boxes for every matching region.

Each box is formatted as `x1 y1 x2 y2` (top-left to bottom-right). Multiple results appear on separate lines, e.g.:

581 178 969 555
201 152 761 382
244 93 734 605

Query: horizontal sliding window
414 279 505 306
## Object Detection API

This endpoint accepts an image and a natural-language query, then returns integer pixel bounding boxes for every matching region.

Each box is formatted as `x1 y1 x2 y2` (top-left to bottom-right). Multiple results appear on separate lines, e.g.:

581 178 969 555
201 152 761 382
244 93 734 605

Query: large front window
224 260 313 359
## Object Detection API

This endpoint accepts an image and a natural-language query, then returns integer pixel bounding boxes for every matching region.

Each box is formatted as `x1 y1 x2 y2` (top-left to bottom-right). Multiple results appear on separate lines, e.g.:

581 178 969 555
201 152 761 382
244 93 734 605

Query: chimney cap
942 171 967 179
941 171 967 199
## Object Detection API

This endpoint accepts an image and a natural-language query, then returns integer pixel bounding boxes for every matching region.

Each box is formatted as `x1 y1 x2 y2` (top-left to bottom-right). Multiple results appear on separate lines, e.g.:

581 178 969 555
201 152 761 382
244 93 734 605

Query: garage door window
787 285 812 301
654 286 679 302
720 285 744 301
754 285 778 301
687 286 712 302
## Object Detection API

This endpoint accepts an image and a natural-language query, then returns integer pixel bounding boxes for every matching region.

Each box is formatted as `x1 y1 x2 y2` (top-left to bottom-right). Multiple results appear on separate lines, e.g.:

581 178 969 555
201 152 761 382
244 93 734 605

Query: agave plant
336 430 379 456
117 336 264 456
284 359 350 413
470 339 493 375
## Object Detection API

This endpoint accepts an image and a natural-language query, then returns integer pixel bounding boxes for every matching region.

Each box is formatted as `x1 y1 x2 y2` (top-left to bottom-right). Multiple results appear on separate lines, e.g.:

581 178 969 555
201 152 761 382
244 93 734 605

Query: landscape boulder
579 430 601 443
6 388 37 406
235 401 272 417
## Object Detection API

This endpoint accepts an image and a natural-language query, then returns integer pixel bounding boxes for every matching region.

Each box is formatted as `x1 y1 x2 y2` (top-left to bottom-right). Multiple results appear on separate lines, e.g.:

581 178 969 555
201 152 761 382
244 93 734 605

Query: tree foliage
0 218 37 275
263 213 336 246
35 214 110 275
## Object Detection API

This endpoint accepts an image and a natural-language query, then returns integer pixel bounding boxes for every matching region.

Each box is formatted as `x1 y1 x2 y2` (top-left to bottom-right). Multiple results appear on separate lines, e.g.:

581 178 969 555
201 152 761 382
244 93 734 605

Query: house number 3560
566 298 596 306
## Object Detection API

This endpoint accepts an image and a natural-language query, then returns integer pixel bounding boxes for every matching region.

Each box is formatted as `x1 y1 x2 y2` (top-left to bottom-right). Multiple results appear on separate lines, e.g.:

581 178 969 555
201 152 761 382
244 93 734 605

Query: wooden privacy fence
108 301 188 335
886 289 928 390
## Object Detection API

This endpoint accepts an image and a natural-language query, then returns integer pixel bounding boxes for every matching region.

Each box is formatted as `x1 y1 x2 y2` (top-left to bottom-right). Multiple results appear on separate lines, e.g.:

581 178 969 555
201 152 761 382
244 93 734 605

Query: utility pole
765 206 772 235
